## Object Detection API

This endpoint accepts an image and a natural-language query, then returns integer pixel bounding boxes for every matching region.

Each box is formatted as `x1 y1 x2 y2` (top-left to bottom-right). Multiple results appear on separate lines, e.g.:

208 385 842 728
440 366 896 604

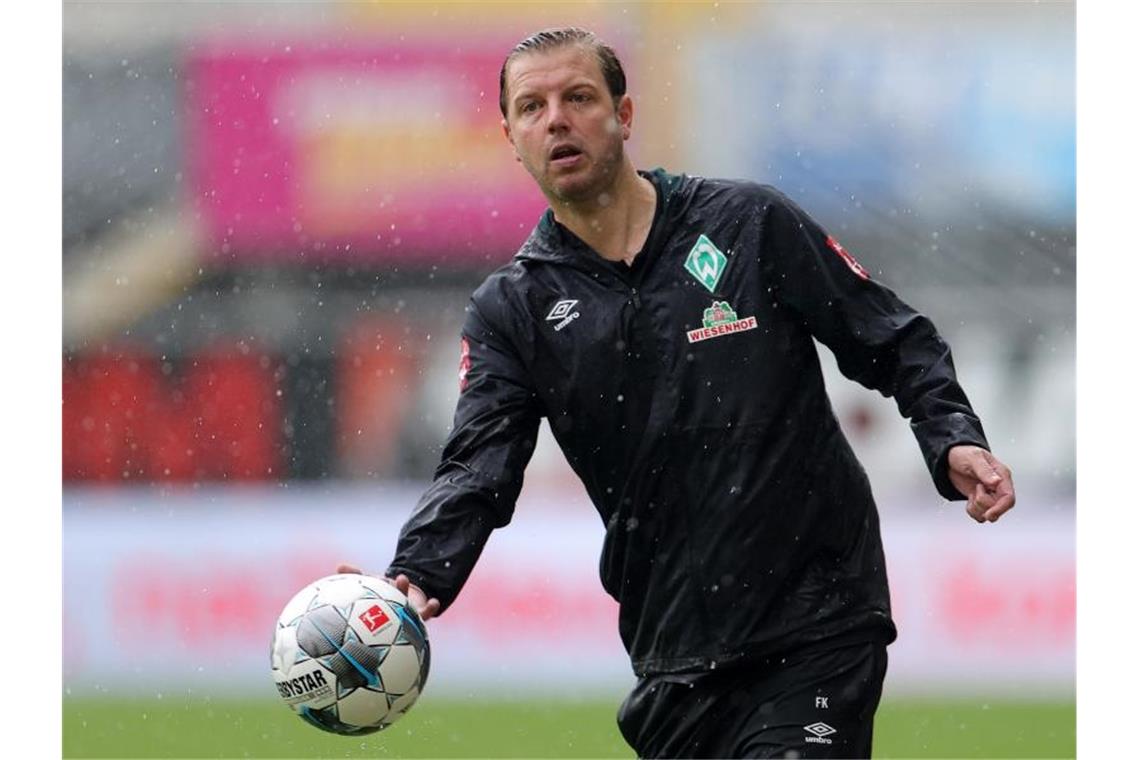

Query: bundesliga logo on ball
270 574 430 735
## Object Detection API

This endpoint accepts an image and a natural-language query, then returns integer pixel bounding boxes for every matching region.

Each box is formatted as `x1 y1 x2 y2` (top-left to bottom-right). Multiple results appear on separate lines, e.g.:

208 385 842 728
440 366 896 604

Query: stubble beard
540 134 625 208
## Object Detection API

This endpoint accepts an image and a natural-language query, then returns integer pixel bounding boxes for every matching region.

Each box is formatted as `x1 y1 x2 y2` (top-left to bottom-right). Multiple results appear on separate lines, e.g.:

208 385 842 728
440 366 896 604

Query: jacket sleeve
385 295 542 612
757 189 988 501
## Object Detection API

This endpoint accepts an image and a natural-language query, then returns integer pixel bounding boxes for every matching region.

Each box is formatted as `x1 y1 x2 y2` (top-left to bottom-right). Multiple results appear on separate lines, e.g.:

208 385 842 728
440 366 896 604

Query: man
341 27 1015 758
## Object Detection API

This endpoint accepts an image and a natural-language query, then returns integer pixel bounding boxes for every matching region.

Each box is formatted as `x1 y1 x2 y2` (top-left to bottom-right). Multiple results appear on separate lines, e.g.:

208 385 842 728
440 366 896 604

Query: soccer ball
270 573 430 735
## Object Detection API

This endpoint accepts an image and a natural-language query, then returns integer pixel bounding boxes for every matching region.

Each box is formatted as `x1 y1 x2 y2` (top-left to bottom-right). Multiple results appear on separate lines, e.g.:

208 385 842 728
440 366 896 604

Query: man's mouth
549 145 584 167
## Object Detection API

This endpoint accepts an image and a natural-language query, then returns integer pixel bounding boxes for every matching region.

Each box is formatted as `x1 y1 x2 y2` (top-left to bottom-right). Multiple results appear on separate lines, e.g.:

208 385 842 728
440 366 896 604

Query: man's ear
616 94 634 140
502 118 521 162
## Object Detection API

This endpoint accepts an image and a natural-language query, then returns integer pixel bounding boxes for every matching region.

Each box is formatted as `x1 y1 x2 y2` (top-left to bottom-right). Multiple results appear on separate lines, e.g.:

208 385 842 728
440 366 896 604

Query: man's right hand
946 445 1016 523
336 563 442 621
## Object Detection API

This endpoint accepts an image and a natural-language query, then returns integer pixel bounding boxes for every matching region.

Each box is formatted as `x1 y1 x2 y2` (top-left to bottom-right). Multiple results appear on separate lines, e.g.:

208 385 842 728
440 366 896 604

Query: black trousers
616 641 888 759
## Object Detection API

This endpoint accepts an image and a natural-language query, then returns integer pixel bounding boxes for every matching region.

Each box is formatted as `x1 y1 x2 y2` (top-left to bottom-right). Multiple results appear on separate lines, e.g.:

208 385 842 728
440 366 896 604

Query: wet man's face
502 45 632 204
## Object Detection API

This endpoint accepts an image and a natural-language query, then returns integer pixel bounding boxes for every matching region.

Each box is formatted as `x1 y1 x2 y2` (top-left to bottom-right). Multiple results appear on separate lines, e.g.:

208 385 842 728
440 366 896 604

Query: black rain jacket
387 169 988 676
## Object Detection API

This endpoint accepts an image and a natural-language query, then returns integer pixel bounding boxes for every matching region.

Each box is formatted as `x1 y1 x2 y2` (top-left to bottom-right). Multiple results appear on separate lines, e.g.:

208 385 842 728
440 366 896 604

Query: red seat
62 351 164 482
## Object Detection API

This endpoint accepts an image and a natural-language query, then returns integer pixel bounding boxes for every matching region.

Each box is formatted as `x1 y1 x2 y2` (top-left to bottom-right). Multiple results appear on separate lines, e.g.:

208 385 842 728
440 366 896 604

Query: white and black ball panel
295 605 349 658
387 686 420 718
324 639 384 690
335 686 390 728
277 586 319 624
318 573 385 607
378 643 421 695
270 624 300 672
298 702 378 736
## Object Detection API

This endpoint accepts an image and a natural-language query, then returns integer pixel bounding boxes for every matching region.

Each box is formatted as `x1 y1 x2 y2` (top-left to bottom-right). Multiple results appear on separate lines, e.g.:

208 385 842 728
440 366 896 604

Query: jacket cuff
911 412 990 501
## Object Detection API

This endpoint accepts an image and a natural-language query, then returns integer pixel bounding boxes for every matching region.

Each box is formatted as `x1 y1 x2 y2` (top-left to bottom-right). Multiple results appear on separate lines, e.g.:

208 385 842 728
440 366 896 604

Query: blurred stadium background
61 2 1074 757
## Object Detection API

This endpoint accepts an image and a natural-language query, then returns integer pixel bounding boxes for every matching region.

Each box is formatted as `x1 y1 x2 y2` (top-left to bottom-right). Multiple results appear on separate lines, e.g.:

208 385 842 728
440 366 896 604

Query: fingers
977 451 1003 488
420 598 442 621
965 483 988 523
336 563 363 575
982 476 1017 522
965 470 1017 524
983 491 1016 522
951 446 1016 525
955 447 1001 488
979 456 1016 522
391 574 442 621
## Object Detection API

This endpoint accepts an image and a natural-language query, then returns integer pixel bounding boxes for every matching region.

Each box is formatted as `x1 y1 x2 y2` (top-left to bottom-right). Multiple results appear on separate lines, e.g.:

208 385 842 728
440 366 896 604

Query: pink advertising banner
184 38 547 264
64 485 1073 697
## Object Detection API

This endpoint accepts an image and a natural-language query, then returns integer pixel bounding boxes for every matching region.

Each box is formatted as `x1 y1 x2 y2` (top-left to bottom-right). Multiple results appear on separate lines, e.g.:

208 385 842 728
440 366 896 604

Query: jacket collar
514 168 684 269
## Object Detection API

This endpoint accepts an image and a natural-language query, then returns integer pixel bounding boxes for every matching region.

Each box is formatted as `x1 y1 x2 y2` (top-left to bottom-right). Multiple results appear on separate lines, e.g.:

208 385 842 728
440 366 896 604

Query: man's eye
520 101 539 114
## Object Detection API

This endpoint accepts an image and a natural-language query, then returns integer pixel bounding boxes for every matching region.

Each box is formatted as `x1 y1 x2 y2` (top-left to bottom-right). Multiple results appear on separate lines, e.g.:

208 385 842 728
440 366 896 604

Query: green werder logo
684 234 727 292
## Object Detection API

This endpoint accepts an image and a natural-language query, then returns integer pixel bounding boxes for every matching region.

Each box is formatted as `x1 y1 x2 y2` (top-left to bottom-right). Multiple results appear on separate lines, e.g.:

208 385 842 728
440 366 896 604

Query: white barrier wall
63 485 1073 699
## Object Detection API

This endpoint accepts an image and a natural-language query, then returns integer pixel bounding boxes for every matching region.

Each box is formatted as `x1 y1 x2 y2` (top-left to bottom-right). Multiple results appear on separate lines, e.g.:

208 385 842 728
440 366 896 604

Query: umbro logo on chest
546 299 581 331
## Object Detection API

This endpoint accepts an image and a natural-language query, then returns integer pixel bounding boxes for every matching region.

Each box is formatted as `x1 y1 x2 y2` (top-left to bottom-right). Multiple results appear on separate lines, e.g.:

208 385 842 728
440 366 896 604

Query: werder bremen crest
684 234 728 292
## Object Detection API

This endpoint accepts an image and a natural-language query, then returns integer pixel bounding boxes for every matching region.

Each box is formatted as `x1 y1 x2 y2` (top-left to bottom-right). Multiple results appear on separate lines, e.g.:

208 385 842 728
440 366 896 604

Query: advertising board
64 485 1073 697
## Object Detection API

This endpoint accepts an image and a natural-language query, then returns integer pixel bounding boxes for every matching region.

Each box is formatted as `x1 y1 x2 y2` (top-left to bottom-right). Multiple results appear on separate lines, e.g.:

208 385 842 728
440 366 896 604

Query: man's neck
550 164 657 266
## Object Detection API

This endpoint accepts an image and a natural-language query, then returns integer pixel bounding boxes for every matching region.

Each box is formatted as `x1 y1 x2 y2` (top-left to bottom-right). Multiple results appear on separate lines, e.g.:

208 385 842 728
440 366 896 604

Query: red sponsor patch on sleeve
826 235 870 280
458 337 471 391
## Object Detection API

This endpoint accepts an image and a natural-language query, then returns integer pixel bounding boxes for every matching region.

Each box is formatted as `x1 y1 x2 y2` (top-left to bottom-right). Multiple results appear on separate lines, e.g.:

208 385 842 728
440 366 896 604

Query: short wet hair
498 27 627 117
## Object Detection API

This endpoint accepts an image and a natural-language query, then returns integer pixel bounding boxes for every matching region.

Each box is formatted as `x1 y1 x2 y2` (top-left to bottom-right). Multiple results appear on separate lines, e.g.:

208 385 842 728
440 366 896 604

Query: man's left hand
947 445 1016 523
336 563 441 621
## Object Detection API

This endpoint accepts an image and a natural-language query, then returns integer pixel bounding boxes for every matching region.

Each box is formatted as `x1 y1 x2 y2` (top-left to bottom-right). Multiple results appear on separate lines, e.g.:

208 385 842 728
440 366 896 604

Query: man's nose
546 100 570 133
